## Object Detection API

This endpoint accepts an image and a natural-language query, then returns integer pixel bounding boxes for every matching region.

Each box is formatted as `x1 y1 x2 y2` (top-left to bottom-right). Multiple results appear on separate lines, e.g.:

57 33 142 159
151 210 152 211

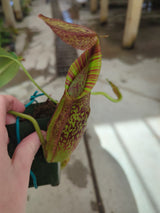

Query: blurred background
0 0 160 213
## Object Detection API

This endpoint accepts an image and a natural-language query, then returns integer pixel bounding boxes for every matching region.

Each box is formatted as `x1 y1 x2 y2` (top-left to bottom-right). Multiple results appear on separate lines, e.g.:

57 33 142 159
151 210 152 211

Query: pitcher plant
0 15 122 167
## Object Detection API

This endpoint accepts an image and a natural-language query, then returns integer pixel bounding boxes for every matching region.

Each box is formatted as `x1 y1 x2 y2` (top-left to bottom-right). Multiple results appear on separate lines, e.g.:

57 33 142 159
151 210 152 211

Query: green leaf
0 48 20 88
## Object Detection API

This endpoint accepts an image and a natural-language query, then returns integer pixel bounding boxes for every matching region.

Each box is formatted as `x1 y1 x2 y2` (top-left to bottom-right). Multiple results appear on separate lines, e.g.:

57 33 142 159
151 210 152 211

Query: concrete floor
1 0 160 212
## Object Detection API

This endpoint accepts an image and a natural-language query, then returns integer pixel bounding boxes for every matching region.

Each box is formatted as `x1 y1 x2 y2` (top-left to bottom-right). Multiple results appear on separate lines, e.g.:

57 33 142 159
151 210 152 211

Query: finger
0 95 25 126
12 132 45 174
6 114 16 125
0 95 25 148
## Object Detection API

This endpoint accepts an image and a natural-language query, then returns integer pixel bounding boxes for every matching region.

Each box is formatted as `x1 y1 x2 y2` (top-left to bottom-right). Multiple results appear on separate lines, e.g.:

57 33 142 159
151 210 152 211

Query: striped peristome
39 14 102 167
66 40 102 98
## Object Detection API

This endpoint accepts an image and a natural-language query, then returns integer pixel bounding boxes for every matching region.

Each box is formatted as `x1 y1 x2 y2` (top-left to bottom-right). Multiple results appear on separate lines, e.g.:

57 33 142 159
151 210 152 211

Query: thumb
12 132 45 173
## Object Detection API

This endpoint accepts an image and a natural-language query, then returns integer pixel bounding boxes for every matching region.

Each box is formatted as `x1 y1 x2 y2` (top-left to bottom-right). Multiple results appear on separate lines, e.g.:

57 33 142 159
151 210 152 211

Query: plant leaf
39 14 98 50
0 48 20 88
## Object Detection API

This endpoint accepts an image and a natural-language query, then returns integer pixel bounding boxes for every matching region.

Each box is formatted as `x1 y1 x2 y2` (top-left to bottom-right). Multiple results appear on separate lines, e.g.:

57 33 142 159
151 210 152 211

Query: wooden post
123 0 144 48
1 0 16 27
13 0 23 21
90 0 98 13
100 0 109 24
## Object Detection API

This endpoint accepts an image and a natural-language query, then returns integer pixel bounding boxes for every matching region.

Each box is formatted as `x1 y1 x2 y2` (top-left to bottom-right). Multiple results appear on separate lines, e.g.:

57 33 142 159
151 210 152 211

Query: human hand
0 95 41 213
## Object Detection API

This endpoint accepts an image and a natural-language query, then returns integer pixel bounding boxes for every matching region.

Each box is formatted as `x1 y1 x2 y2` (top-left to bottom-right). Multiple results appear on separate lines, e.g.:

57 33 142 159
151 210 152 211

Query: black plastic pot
6 102 60 187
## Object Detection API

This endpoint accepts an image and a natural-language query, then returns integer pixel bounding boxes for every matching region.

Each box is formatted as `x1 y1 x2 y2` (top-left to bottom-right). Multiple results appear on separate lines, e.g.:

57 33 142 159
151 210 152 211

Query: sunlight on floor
94 116 160 213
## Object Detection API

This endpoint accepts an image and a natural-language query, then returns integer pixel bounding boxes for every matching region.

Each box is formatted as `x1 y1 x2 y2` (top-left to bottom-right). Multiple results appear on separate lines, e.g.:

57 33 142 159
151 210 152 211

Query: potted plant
0 14 122 188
